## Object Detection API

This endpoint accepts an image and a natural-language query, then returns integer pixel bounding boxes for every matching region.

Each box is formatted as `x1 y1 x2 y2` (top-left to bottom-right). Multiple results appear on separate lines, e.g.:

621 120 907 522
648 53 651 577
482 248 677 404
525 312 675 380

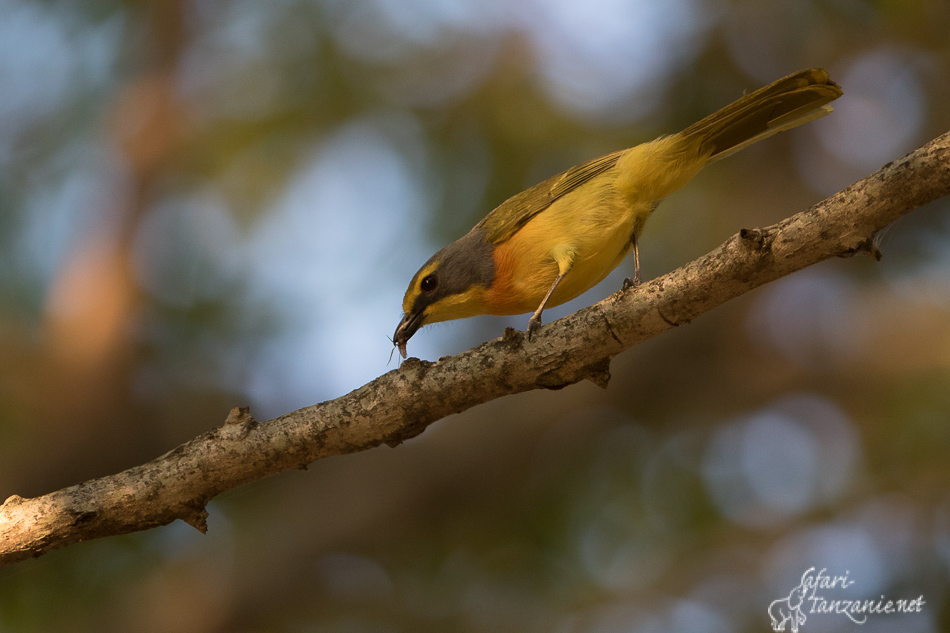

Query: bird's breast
484 179 653 316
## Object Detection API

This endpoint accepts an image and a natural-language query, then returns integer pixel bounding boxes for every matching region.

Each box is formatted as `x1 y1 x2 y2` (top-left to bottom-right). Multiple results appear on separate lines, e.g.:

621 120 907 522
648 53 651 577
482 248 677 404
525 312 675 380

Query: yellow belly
485 178 649 315
483 135 706 316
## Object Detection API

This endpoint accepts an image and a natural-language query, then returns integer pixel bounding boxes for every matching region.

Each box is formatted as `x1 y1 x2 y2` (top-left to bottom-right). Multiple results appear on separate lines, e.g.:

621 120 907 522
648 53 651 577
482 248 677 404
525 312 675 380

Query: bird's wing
476 149 626 245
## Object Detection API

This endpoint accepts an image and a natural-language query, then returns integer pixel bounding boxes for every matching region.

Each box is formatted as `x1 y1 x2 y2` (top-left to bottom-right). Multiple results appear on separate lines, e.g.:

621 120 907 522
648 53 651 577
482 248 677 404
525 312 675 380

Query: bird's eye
420 274 438 293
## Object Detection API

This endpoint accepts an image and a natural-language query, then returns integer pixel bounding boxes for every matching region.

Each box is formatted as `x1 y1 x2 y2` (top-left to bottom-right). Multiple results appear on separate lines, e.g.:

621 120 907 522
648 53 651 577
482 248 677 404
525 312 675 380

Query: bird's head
394 229 495 358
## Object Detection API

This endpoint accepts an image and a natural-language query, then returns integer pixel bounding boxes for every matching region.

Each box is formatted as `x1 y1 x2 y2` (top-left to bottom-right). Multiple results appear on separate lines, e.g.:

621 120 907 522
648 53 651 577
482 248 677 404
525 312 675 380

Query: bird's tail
680 68 842 163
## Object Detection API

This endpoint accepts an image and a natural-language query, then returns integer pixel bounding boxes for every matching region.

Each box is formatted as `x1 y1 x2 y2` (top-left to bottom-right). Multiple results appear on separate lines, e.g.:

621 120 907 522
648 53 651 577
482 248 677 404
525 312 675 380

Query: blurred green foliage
1 0 949 631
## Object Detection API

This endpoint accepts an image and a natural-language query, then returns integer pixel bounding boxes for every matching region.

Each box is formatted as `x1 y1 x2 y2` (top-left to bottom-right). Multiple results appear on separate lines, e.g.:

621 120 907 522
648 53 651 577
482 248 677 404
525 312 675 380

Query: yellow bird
394 68 842 358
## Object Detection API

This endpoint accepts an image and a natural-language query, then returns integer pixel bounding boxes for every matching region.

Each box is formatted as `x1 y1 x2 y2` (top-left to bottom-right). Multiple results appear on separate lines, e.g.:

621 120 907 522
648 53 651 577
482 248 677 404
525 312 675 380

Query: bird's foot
622 274 642 291
526 315 542 341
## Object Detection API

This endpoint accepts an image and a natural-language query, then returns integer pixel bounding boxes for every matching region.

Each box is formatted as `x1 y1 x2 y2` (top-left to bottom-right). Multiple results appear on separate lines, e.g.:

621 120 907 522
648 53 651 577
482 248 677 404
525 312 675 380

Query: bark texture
2 130 948 567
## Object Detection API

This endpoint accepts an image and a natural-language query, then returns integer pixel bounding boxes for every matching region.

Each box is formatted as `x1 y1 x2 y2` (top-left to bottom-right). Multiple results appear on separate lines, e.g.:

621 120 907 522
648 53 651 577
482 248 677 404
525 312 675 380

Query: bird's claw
527 316 542 341
622 274 642 291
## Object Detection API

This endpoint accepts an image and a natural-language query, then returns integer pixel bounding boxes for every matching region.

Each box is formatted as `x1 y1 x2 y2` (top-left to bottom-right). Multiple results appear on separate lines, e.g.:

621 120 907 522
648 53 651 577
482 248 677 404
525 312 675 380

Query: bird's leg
527 271 567 341
528 249 574 340
622 232 641 290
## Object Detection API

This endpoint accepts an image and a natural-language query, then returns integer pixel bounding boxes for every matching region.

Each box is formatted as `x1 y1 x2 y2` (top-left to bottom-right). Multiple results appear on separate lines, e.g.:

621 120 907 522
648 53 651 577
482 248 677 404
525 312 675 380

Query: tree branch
2 131 949 567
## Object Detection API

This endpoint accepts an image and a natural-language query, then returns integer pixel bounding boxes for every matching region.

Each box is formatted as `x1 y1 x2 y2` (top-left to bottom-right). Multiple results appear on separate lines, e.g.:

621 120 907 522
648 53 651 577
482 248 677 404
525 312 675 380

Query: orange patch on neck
483 242 527 316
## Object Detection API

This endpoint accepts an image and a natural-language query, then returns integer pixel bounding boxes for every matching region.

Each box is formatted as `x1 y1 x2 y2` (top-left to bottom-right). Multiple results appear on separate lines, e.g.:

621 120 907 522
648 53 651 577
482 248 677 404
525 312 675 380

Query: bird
394 68 842 358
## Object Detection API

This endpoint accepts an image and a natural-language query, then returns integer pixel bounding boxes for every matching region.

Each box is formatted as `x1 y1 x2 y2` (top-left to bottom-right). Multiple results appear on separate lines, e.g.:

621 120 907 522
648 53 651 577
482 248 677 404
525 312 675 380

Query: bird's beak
393 310 425 359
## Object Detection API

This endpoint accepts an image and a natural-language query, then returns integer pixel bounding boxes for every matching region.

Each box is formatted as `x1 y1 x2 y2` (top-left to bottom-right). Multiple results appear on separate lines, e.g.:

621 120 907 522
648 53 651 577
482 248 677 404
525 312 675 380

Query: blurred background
1 0 949 631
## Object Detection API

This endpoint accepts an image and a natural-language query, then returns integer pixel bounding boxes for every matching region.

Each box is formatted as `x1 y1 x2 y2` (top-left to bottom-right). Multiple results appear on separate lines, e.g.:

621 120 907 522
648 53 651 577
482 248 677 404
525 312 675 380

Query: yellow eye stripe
402 261 440 314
